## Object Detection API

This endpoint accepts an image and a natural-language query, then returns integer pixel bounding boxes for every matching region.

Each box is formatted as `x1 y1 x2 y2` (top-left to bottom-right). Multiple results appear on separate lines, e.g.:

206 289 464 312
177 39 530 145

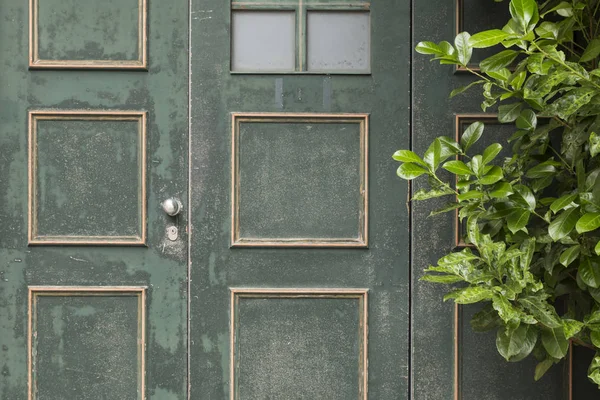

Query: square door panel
28 287 146 400
231 113 368 247
29 0 147 69
28 111 147 245
230 289 368 400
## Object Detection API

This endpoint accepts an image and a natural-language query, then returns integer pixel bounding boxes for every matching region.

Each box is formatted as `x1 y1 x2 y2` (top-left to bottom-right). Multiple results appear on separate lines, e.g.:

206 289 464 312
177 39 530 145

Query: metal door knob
162 198 183 216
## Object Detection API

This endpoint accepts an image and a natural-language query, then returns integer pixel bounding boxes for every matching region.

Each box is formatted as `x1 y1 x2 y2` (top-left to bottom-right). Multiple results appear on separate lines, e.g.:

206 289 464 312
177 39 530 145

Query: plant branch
532 42 600 90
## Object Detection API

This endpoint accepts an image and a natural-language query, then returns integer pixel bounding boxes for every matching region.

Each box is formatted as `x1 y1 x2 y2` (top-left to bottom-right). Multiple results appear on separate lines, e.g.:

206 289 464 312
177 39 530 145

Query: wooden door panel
230 289 368 399
28 287 145 399
29 0 147 69
190 0 410 398
0 0 188 398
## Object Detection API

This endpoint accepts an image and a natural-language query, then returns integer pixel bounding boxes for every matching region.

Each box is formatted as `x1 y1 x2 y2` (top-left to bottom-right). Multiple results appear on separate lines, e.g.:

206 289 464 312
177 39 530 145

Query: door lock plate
166 226 178 241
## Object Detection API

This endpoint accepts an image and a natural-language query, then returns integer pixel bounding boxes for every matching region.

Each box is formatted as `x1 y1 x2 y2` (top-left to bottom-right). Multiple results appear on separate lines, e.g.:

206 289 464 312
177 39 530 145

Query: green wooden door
188 0 410 398
1 0 411 398
0 0 189 398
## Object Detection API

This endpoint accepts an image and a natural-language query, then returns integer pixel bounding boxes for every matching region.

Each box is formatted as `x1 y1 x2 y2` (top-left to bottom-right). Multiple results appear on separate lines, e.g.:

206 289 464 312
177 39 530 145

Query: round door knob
162 198 183 216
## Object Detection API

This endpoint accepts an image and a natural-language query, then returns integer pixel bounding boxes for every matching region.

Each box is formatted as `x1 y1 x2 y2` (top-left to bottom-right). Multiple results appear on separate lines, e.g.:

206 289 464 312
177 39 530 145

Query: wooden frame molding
231 112 369 248
454 0 486 73
454 0 471 72
229 288 369 400
29 0 148 69
28 110 147 245
28 286 147 400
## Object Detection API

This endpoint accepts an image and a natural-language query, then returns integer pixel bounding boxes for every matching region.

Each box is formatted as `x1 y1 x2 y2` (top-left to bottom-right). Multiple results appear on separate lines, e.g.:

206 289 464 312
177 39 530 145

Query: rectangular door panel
28 287 146 400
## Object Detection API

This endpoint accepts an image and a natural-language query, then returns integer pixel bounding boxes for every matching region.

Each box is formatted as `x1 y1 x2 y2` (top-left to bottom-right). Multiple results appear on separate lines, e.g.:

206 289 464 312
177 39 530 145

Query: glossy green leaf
563 319 584 339
492 294 519 323
588 354 600 388
550 193 578 213
535 22 558 39
559 245 580 267
579 257 600 288
455 32 472 66
469 30 512 48
429 202 461 216
511 70 527 90
520 238 536 270
581 39 600 63
514 185 536 211
457 190 483 202
444 286 494 304
412 187 455 200
479 166 504 185
470 155 483 177
576 213 600 233
592 331 600 348
480 50 519 72
443 160 472 175
460 122 484 152
535 359 554 381
421 274 464 284
486 69 511 82
541 327 569 359
496 323 538 362
415 41 443 55
541 1 572 17
438 136 462 158
423 138 442 170
585 310 600 331
516 109 537 131
596 240 600 256
526 162 557 178
439 41 455 56
482 143 503 164
509 0 538 32
450 80 485 98
392 150 426 166
507 209 530 233
542 88 596 120
396 163 428 180
518 296 562 328
590 132 600 158
490 182 514 198
498 103 523 123
548 208 579 241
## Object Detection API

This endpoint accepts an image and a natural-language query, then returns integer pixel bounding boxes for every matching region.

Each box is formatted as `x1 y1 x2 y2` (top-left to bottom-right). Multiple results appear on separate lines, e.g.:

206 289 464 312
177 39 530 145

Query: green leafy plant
396 0 600 385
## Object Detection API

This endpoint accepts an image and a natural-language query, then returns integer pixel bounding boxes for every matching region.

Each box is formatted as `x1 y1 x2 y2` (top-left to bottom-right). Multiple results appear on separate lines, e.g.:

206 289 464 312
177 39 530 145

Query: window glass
231 11 296 72
307 11 370 73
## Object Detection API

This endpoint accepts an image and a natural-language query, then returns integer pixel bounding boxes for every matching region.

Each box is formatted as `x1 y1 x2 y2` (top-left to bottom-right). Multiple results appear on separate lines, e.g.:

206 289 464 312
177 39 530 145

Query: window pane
231 11 296 72
307 11 370 73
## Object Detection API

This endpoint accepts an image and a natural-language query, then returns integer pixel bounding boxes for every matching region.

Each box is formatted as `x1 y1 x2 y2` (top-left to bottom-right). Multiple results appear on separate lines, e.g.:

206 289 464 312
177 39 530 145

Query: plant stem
532 42 600 90
431 173 460 196
572 337 597 350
